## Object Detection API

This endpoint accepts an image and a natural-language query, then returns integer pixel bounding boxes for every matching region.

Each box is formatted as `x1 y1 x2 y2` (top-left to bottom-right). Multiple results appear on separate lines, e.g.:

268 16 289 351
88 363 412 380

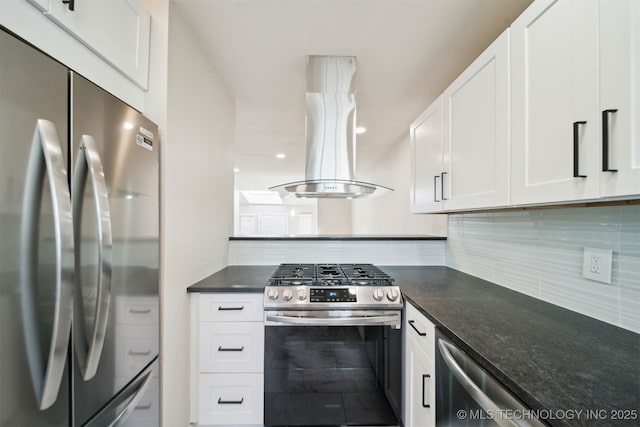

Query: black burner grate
268 263 394 286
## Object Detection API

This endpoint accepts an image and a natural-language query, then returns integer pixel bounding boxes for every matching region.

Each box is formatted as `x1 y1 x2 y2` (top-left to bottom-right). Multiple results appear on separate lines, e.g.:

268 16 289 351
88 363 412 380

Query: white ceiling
172 0 532 189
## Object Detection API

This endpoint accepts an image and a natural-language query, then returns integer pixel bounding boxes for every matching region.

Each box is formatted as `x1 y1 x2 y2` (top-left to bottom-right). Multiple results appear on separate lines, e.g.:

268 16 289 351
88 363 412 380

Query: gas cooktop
264 263 402 311
267 263 394 287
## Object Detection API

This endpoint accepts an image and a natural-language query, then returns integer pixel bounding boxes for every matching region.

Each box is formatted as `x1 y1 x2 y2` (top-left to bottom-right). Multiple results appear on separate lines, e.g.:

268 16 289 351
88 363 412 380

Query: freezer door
70 73 159 426
0 29 71 427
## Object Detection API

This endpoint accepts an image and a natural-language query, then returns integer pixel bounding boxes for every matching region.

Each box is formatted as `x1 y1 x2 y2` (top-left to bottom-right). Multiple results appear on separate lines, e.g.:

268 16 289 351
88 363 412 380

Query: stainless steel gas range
264 263 403 328
263 264 403 426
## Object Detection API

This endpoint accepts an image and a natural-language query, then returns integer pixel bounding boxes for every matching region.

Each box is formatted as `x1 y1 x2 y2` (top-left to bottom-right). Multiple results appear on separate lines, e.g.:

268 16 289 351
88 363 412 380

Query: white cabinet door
410 95 444 213
599 0 640 198
405 333 435 427
511 0 599 205
443 29 510 210
25 0 48 11
47 0 150 89
403 303 436 427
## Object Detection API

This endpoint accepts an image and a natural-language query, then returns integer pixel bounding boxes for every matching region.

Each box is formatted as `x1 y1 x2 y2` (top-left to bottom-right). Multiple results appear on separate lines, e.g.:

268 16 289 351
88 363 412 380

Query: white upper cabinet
25 0 48 11
442 29 510 211
410 95 444 213
599 0 640 198
510 0 600 205
411 30 509 214
45 0 150 89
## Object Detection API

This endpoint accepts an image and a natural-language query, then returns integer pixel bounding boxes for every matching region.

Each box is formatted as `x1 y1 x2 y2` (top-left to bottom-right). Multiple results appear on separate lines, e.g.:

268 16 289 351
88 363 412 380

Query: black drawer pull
573 121 587 178
218 305 244 311
602 109 618 172
408 320 427 337
217 346 245 352
217 397 244 405
62 0 75 11
422 374 431 408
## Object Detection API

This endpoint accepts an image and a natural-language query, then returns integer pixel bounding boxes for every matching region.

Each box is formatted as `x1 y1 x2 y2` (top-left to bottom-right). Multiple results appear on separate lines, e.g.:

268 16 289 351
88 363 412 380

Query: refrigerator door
0 29 71 426
70 73 159 426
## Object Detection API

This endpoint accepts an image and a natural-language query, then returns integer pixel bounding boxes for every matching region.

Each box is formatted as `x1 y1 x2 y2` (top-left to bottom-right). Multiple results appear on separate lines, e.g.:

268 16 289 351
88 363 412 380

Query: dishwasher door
435 330 547 427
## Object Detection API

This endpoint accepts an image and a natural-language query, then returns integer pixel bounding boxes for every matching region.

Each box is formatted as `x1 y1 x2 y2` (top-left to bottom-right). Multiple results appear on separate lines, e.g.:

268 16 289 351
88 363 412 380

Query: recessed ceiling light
355 126 367 134
233 168 240 173
276 153 286 159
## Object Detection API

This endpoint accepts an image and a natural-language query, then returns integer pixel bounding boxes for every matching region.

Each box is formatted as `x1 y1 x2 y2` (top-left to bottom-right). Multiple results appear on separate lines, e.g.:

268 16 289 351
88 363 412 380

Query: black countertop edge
229 234 446 241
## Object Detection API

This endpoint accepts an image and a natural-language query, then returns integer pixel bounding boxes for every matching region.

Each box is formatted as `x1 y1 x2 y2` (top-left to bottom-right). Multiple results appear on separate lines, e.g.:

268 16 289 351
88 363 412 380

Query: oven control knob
297 288 307 301
387 288 399 301
373 288 385 301
267 288 279 301
282 289 293 301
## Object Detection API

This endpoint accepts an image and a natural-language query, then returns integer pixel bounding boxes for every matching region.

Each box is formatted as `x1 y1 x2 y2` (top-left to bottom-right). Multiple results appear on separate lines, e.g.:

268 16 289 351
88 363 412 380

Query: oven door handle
265 313 399 326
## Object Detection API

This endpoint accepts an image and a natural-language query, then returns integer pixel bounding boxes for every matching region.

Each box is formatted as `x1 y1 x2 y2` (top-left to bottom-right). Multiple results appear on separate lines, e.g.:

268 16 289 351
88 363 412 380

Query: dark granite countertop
186 265 275 293
187 265 640 426
385 266 640 427
229 234 446 241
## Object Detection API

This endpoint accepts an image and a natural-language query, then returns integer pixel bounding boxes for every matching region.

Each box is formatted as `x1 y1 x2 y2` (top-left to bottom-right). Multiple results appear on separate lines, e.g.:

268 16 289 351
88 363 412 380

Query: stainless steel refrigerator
1 28 160 427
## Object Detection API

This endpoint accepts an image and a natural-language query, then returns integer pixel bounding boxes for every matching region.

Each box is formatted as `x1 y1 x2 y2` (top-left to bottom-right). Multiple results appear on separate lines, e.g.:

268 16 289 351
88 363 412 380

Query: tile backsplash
446 205 640 333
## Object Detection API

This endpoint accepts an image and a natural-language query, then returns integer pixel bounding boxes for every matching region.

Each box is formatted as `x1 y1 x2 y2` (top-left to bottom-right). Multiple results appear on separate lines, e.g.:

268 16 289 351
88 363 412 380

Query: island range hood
270 55 393 199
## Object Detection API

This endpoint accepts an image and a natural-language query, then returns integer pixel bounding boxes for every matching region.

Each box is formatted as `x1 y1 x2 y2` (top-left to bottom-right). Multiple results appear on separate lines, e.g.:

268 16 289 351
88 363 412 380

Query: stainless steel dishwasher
435 330 547 427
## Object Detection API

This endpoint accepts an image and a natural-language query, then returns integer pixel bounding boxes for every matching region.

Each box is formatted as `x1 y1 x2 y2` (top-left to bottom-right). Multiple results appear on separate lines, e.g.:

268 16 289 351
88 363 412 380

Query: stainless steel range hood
270 56 392 199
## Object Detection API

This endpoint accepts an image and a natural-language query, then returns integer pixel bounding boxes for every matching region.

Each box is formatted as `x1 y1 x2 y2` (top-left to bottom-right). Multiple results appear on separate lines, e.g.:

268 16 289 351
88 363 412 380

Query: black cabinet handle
440 172 448 200
217 397 244 405
573 121 587 178
422 374 431 408
602 109 618 172
433 176 440 202
217 346 245 352
62 0 75 11
218 305 244 311
408 320 427 337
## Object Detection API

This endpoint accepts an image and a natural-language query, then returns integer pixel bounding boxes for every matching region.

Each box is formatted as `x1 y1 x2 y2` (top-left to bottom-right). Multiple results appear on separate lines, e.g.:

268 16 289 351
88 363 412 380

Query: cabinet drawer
199 322 264 373
198 373 264 425
117 378 159 427
199 293 263 322
116 296 159 325
115 334 159 378
405 302 436 361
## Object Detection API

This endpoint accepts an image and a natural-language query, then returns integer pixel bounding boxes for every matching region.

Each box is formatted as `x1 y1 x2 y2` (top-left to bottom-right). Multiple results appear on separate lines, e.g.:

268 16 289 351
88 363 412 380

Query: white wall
318 199 353 234
162 4 235 426
353 134 447 236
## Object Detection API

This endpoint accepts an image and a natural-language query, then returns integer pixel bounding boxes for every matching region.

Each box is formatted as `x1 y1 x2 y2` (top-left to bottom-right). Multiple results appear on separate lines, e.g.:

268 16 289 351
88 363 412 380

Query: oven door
265 309 401 328
264 323 400 426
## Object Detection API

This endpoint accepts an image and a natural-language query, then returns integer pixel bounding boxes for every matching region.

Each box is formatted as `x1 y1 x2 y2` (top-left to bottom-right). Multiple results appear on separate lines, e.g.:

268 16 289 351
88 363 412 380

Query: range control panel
310 288 357 303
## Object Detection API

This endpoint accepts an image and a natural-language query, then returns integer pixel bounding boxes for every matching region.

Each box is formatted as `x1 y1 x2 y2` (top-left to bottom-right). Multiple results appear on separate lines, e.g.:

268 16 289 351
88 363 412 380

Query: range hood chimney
270 55 393 199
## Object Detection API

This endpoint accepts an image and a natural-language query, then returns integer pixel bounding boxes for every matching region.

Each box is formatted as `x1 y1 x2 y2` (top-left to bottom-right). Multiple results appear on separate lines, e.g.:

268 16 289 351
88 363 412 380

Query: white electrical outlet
583 247 613 284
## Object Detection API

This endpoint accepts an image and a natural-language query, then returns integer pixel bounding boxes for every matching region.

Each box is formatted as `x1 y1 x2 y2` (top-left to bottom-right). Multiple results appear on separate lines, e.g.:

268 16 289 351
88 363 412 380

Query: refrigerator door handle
72 134 113 381
109 369 154 427
20 119 74 410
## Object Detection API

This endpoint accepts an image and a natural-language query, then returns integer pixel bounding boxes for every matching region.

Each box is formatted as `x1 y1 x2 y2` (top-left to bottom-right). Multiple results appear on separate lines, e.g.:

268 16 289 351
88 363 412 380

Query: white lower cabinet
198 373 264 425
191 293 264 426
403 302 436 427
